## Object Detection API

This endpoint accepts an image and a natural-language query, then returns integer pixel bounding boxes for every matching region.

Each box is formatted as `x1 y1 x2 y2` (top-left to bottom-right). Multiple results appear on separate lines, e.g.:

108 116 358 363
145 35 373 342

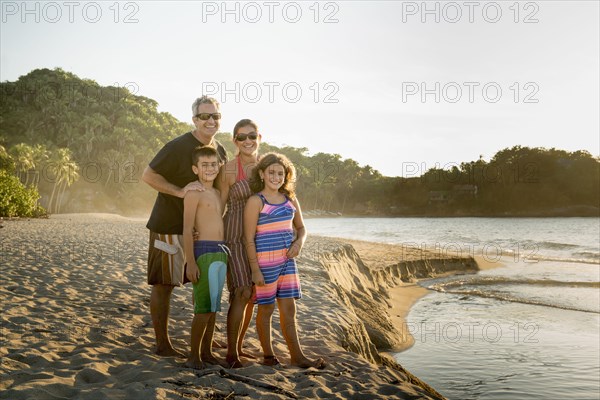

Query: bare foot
201 353 229 367
292 357 326 369
184 358 206 370
226 355 245 369
263 355 280 366
156 346 185 358
238 349 257 359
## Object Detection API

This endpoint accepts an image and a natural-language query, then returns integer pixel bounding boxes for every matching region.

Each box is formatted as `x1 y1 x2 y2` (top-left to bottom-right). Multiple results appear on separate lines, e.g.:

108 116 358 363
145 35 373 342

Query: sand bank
0 214 484 399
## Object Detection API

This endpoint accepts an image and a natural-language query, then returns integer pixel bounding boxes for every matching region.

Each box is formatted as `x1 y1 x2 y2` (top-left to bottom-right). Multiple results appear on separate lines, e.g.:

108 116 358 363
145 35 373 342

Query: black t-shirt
146 131 227 234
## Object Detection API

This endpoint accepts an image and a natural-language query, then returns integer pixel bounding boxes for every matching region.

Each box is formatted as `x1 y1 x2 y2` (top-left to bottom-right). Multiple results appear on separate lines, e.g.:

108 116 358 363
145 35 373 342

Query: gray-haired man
142 96 228 356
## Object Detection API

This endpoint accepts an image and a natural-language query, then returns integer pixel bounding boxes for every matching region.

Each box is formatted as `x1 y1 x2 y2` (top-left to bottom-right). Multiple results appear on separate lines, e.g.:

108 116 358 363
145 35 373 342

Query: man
142 96 227 356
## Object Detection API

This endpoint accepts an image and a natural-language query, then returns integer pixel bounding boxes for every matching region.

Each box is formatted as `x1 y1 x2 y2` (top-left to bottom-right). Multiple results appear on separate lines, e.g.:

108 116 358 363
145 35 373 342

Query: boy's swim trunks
192 240 228 314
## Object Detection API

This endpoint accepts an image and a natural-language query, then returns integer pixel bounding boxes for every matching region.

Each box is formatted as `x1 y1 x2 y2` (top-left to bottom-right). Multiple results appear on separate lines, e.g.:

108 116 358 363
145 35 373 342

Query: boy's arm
287 197 306 259
243 195 265 286
183 192 201 283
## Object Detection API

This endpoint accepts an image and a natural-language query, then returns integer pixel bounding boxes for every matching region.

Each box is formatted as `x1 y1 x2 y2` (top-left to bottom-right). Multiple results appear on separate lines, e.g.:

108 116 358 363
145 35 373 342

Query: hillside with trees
1 68 598 217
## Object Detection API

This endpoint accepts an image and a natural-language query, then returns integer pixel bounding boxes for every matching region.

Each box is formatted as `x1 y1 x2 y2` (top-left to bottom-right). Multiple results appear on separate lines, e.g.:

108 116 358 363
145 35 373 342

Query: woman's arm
215 162 233 212
243 195 265 286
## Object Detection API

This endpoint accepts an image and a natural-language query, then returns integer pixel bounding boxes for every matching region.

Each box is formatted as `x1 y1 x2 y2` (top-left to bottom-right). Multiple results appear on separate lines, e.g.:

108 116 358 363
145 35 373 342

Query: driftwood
302 369 342 377
167 366 298 398
162 378 234 399
217 369 299 399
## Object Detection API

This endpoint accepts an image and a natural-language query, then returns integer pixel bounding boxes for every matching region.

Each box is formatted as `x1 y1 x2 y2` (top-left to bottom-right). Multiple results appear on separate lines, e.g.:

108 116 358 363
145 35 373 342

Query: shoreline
385 284 430 352
2 214 453 399
325 237 504 353
4 211 598 222
305 214 600 218
2 213 594 399
1 214 499 399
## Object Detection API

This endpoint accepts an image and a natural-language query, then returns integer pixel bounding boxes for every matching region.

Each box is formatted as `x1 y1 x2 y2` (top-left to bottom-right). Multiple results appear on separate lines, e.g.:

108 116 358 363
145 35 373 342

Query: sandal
263 355 281 366
292 357 327 370
314 358 327 370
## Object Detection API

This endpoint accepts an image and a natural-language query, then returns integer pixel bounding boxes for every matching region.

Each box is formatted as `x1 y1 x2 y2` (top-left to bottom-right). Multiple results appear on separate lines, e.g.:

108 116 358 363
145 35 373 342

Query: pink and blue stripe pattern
254 194 302 305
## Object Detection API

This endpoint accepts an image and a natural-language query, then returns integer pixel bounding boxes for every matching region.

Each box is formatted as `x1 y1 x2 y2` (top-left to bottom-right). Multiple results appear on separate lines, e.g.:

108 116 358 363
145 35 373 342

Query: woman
216 119 261 368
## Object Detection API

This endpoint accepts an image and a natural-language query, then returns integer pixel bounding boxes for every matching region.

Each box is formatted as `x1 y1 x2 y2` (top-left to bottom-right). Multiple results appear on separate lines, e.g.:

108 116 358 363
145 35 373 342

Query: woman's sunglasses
235 132 259 141
194 113 221 120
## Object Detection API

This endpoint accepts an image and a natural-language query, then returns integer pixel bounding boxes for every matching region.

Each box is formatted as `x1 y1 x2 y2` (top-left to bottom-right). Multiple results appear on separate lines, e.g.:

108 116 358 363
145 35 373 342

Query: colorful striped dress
254 193 302 305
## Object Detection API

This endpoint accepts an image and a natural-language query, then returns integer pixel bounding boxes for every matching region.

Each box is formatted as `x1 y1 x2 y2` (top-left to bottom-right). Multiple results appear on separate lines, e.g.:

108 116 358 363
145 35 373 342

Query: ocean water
305 217 600 400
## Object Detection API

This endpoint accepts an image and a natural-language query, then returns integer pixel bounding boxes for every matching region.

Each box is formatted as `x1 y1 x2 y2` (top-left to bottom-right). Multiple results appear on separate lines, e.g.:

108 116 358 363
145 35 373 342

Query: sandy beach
0 214 484 399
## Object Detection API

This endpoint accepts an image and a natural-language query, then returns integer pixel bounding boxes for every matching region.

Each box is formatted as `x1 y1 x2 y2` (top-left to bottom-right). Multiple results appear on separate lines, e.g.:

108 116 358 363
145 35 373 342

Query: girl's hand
186 262 199 284
252 269 265 286
286 241 302 258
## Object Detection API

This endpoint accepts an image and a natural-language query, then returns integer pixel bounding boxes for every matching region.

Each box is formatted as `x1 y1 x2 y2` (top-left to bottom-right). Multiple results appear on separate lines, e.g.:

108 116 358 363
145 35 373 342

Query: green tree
0 145 15 172
0 170 44 217
46 148 79 214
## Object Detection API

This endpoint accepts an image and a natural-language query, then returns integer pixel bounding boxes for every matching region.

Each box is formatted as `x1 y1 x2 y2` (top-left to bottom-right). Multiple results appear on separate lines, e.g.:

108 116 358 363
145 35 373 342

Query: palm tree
29 144 49 187
56 161 79 213
47 148 79 214
341 181 353 214
9 143 35 185
8 143 50 187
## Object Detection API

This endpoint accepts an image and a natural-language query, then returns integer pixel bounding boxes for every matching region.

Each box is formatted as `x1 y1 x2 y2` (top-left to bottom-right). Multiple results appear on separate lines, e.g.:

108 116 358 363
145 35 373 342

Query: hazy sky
1 1 598 176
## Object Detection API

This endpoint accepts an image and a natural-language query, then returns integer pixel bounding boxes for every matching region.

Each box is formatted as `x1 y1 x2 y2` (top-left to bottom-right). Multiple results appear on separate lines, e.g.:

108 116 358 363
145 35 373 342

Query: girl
243 152 326 369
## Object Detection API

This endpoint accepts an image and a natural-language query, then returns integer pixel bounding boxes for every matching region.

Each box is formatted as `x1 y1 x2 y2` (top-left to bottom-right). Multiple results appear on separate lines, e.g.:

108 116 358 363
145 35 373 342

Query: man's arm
142 165 203 198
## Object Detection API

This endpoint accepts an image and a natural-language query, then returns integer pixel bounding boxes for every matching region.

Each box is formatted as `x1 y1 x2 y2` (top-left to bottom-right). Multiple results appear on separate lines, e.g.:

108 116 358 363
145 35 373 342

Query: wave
573 251 600 258
499 239 580 251
524 255 600 265
537 241 580 250
425 276 600 313
427 287 599 314
429 276 600 289
497 248 599 264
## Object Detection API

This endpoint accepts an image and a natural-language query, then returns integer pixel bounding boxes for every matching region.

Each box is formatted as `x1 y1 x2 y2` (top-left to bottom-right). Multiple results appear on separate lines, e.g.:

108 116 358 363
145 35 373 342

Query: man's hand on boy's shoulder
180 181 205 198
183 188 204 202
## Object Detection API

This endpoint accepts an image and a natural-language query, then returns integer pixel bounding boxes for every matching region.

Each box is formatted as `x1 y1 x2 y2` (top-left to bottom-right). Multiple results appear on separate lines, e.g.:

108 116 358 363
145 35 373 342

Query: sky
1 0 598 177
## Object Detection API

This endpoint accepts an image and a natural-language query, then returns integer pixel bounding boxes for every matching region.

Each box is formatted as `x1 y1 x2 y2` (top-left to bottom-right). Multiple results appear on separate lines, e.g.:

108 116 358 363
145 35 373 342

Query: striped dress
223 159 253 292
254 193 302 305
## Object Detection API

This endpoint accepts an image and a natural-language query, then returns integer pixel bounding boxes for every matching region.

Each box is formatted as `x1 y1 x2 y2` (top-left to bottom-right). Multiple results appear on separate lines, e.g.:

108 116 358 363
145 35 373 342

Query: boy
183 146 228 369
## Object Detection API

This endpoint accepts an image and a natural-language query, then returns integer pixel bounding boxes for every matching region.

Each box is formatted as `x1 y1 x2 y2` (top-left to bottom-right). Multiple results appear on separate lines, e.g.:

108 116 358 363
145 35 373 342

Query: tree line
1 68 598 217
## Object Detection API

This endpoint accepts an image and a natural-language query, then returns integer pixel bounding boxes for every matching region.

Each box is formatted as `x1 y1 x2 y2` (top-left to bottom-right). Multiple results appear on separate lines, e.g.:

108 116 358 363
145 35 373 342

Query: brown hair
232 119 259 156
249 152 296 199
191 145 219 165
233 119 258 138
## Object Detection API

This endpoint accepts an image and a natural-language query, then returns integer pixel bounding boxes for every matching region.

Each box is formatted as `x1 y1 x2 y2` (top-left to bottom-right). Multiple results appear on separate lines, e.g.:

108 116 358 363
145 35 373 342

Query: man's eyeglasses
194 113 221 120
235 132 258 142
